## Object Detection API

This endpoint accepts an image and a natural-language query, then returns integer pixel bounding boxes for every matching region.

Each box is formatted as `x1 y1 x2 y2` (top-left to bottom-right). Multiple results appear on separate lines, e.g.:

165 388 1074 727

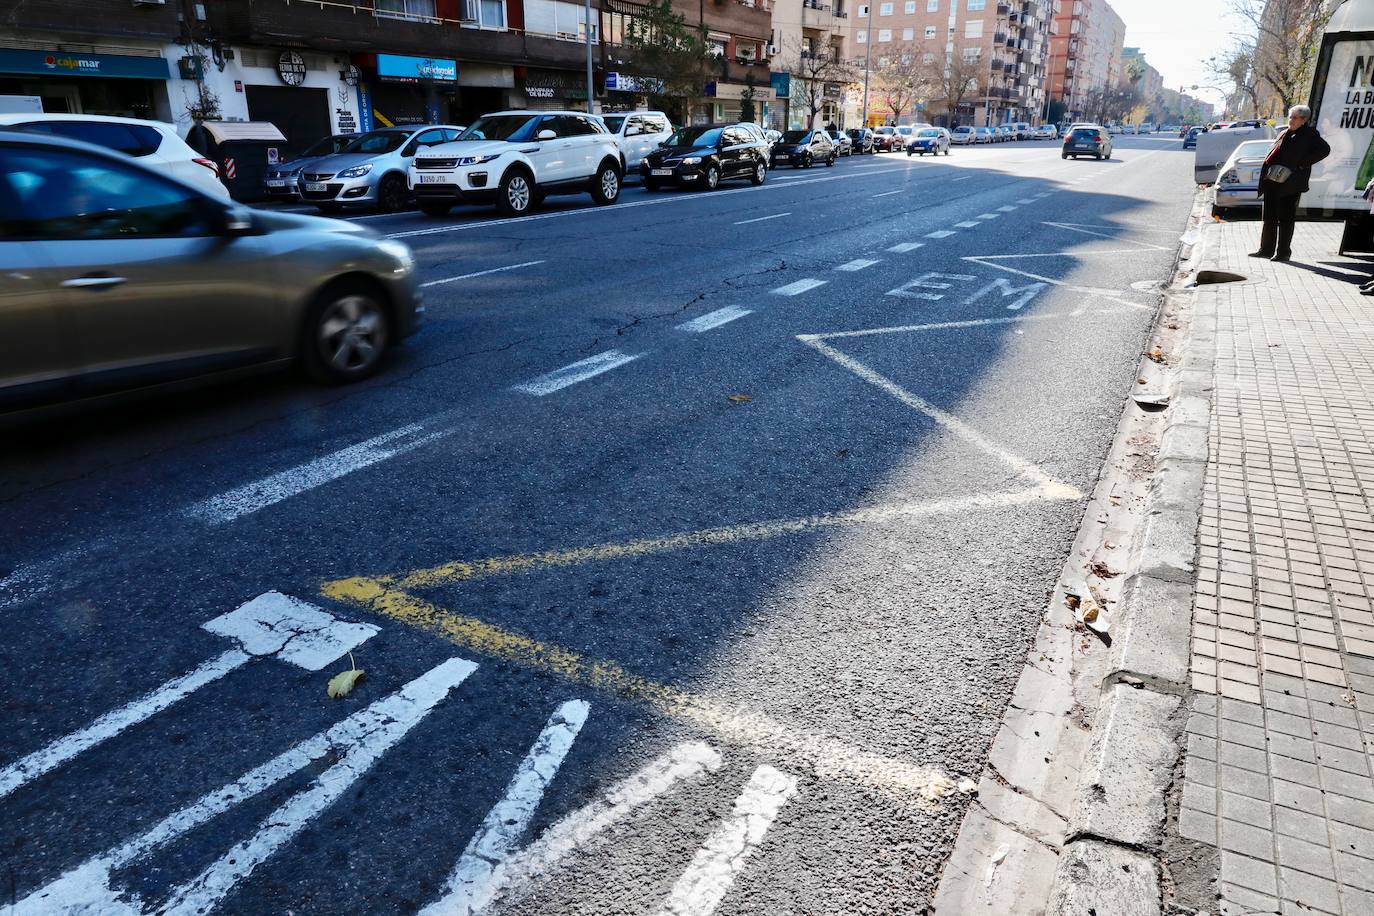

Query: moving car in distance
770 129 836 168
1212 138 1275 218
1063 124 1112 160
1033 124 1059 139
0 129 422 421
0 112 228 198
598 110 673 171
303 124 464 213
906 127 950 156
263 133 356 200
641 123 769 190
1183 126 1203 149
411 111 623 216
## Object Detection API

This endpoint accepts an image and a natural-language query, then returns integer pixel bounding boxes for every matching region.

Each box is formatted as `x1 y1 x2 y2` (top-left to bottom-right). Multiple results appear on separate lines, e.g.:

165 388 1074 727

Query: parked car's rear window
1071 128 1100 139
13 119 162 157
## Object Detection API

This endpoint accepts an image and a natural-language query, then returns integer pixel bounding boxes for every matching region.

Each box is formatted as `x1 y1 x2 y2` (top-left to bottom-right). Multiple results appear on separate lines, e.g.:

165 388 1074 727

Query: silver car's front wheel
306 290 390 383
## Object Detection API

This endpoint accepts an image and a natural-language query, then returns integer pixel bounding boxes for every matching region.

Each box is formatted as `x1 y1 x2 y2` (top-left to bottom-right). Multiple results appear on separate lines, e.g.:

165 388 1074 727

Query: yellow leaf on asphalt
328 668 364 699
727 394 752 402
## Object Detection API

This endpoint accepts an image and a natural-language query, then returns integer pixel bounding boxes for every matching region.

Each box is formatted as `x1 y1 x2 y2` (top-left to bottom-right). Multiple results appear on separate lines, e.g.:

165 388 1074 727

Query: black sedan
847 128 875 154
641 123 769 191
769 129 836 169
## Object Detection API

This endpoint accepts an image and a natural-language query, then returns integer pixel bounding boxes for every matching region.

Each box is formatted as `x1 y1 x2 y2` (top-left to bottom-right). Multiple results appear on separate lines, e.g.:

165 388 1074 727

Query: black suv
641 123 770 191
770 129 836 169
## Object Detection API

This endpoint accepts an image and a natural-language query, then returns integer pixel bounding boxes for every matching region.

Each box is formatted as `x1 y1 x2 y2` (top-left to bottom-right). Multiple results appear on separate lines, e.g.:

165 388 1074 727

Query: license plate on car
1248 168 1260 182
266 179 286 188
305 182 326 192
651 169 673 176
418 174 448 183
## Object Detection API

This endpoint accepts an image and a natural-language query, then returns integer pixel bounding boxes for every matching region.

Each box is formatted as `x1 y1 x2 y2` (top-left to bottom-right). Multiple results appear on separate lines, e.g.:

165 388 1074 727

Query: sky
1110 0 1249 107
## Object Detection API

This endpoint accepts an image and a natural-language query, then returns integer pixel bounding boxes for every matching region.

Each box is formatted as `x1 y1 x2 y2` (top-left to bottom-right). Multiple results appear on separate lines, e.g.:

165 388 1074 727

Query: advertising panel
1308 37 1374 212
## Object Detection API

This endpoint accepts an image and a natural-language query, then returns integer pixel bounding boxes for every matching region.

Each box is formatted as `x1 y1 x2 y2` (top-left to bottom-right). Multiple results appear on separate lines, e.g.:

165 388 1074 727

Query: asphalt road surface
1 134 1192 915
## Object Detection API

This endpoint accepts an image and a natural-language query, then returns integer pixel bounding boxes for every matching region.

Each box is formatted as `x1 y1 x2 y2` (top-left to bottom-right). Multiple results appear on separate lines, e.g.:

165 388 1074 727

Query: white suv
410 110 623 217
597 110 673 171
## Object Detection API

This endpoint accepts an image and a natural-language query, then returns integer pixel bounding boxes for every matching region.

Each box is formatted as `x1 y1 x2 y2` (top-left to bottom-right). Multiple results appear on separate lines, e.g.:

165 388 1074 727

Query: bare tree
1209 43 1261 118
919 46 989 126
785 39 852 129
1233 0 1330 114
874 42 935 124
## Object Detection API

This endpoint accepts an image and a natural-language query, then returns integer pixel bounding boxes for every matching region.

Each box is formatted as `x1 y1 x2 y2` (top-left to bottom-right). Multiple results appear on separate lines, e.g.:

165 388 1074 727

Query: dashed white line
421 260 546 288
887 242 924 253
652 765 799 916
997 205 1019 212
676 306 753 333
835 258 881 272
975 213 1000 220
870 189 905 198
513 349 643 396
1016 198 1038 204
925 230 956 239
733 212 791 225
771 278 828 296
954 221 981 229
184 425 450 524
951 176 974 182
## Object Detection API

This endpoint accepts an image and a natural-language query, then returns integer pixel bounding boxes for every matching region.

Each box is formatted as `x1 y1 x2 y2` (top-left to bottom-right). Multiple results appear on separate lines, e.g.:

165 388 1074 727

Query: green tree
740 72 758 124
619 0 710 121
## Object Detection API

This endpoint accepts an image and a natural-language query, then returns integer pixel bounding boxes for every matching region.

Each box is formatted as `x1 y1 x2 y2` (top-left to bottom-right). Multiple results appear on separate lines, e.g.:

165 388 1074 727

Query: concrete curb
1046 207 1217 915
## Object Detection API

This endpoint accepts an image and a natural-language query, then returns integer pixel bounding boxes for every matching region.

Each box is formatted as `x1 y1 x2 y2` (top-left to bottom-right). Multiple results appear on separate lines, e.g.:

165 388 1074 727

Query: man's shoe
1271 253 1291 262
1248 250 1274 258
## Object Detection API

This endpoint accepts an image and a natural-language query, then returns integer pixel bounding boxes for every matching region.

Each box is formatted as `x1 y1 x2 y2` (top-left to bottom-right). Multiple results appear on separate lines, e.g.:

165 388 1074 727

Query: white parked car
0 112 228 198
597 110 673 171
1033 124 1058 139
950 126 977 145
410 110 623 217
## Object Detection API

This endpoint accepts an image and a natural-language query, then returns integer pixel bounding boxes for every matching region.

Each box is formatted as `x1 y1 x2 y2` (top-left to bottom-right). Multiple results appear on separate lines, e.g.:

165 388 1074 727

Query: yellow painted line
373 109 395 128
322 576 958 804
384 490 1053 592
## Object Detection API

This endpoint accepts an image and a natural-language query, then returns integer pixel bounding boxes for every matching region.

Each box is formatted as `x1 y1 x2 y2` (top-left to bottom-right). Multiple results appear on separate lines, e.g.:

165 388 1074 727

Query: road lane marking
1016 198 1037 204
15 658 477 915
925 230 955 239
322 577 964 802
185 425 449 524
733 212 791 224
997 205 1019 212
0 593 374 801
951 176 974 182
428 743 722 914
421 260 546 288
961 255 1148 309
514 350 643 396
954 221 981 229
421 700 590 916
653 765 799 916
886 271 976 301
796 336 1082 500
771 279 827 296
676 306 753 333
975 213 1000 220
1041 221 1172 250
887 242 924 253
835 258 880 272
870 189 905 198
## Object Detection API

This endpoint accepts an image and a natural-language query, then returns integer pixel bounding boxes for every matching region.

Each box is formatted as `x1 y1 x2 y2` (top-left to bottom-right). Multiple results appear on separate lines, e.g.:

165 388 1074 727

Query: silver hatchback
0 130 421 419
300 125 464 212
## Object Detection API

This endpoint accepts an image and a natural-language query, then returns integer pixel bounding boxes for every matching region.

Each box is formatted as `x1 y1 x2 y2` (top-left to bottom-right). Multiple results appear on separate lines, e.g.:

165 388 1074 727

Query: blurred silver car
263 132 357 200
0 129 421 419
1213 138 1275 217
300 124 464 212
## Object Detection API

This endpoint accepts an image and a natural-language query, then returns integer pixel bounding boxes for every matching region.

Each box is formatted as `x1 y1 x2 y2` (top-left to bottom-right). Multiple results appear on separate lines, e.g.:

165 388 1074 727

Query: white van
1194 123 1276 185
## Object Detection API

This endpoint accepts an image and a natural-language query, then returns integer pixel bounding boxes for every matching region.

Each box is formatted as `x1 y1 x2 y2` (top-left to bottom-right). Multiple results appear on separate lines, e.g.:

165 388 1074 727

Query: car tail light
1220 169 1238 184
193 157 221 176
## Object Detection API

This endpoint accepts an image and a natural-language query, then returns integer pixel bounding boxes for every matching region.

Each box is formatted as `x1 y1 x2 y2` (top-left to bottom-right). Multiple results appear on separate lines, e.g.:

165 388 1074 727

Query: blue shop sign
0 48 171 80
375 54 458 83
770 72 790 98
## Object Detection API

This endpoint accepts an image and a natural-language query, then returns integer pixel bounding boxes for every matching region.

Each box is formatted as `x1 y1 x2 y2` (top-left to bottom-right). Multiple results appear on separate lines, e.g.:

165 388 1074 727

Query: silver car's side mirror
537 129 557 141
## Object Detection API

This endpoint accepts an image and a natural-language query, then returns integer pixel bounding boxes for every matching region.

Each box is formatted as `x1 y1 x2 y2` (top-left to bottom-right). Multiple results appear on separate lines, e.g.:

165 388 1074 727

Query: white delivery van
1194 123 1276 185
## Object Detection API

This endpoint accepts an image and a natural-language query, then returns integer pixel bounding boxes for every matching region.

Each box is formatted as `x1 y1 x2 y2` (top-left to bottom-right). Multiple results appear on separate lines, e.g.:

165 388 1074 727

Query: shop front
0 46 171 118
518 67 591 111
700 81 776 126
355 52 460 128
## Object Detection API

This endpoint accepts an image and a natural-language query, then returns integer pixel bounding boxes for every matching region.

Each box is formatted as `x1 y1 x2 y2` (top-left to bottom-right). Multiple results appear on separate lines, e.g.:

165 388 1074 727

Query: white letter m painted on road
965 277 1046 311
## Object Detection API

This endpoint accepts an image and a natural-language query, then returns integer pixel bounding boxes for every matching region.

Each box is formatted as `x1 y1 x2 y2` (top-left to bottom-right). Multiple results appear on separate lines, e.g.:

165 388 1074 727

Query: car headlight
338 163 374 178
680 156 702 165
376 238 415 274
457 154 500 165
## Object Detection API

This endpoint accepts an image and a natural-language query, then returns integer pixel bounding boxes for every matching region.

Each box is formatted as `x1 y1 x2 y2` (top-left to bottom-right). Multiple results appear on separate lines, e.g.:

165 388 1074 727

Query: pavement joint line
385 165 919 239
675 306 753 333
771 278 827 296
320 577 964 802
733 212 791 225
513 349 644 396
797 335 1082 500
421 260 546 288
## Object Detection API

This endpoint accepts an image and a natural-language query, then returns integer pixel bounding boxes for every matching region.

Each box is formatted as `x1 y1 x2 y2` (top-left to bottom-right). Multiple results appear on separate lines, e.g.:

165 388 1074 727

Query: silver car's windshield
343 131 408 154
458 116 540 142
1234 140 1275 159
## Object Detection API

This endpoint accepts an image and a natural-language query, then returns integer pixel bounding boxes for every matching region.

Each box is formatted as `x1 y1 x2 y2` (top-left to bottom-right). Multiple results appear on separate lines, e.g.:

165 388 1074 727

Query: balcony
996 2 1011 13
994 31 1008 43
6 0 182 40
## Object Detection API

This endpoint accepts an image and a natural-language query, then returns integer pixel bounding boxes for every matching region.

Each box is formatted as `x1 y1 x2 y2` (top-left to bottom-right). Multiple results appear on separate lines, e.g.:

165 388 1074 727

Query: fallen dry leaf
1137 378 1148 384
1146 348 1166 364
328 653 365 699
1090 560 1119 579
1065 593 1082 610
727 394 752 402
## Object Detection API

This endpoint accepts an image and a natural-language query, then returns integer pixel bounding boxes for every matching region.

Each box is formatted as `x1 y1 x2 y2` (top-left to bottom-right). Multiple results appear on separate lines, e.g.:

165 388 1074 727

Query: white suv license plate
418 174 448 184
651 169 674 176
305 182 327 192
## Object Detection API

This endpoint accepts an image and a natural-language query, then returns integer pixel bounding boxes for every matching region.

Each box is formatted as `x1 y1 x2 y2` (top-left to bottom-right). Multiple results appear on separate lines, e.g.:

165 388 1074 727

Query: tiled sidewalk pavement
1178 220 1374 915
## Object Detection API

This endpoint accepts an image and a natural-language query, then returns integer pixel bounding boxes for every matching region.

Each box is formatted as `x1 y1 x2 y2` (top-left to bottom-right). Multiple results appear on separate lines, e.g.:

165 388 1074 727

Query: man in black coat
1251 105 1331 262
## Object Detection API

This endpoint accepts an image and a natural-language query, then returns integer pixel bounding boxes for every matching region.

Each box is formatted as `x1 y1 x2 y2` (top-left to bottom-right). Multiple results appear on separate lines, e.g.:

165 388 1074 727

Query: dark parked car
1063 124 1112 160
847 128 876 154
1183 126 1203 149
263 133 357 200
641 124 769 190
0 129 422 419
770 129 836 169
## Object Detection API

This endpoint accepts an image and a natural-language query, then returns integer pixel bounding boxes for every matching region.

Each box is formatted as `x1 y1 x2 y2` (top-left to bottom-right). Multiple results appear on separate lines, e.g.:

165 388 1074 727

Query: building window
922 51 935 62
964 18 982 36
880 2 893 14
460 0 505 28
859 3 869 15
856 29 867 41
707 36 727 56
878 28 891 40
525 0 595 40
902 26 914 38
967 0 984 8
376 0 437 20
962 46 980 61
924 25 936 37
905 0 916 9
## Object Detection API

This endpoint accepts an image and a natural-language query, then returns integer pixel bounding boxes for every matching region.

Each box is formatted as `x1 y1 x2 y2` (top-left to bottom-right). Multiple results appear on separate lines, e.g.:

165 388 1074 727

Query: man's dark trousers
1258 192 1300 259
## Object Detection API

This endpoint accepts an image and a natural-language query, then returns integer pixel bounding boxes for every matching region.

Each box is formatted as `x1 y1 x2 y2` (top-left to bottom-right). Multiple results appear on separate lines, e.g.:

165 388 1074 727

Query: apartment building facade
1045 0 1124 119
768 0 851 129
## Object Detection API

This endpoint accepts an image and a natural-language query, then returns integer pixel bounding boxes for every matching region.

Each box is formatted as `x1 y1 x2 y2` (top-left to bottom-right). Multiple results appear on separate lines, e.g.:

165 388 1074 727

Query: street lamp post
861 3 874 129
585 0 595 113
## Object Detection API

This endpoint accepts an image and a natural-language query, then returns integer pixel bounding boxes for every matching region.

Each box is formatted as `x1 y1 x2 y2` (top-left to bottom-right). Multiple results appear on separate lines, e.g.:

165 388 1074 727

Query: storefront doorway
245 84 332 155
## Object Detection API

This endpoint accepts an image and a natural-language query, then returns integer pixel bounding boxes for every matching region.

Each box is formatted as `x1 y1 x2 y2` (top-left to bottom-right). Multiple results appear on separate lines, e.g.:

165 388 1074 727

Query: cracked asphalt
1 136 1194 914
